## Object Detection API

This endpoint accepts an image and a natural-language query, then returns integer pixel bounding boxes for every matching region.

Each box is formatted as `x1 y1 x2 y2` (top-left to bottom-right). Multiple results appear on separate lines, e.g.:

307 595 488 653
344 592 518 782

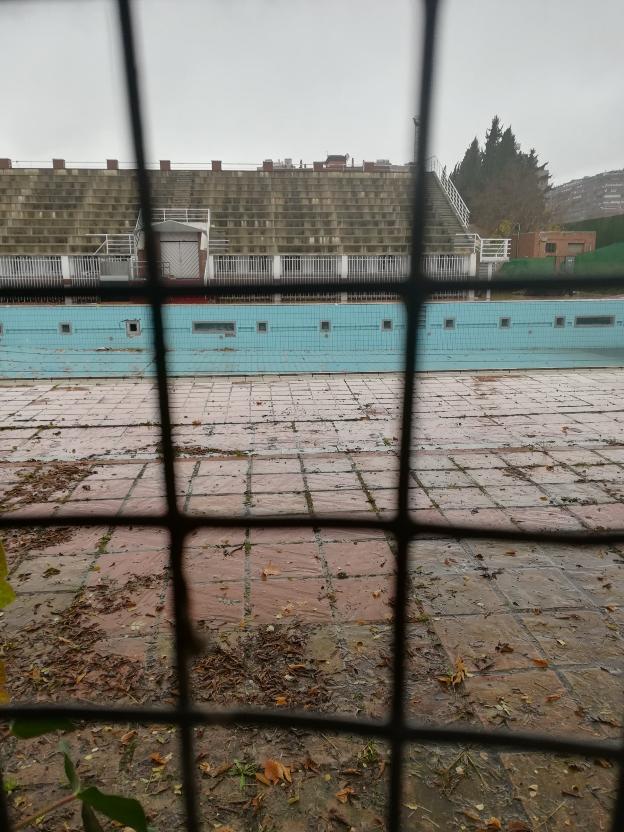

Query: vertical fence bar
388 1 440 831
115 3 199 832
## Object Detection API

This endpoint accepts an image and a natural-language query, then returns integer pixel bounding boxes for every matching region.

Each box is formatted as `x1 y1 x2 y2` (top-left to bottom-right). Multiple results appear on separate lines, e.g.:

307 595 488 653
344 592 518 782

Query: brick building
511 230 596 270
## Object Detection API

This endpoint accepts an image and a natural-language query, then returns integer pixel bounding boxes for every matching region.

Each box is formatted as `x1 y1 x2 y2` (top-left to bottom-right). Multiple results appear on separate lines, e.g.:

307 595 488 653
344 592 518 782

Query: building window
444 318 455 330
0 324 3 337
381 319 393 331
554 316 566 328
126 320 141 337
192 321 236 336
574 315 615 327
320 320 331 333
545 242 557 254
499 317 511 329
256 321 268 333
568 242 586 255
59 322 72 335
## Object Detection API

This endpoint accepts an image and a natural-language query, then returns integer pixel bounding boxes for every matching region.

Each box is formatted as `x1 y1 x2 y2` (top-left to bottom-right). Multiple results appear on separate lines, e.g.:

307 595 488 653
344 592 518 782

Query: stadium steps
0 168 464 256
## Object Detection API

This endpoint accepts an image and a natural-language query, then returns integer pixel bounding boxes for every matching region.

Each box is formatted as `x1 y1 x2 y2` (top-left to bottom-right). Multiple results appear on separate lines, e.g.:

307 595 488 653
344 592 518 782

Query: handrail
425 156 470 228
152 208 209 224
454 233 511 261
90 234 135 256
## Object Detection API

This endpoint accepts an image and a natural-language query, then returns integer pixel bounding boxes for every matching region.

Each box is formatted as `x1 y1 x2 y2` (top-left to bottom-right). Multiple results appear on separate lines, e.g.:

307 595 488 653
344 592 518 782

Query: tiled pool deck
2 369 624 830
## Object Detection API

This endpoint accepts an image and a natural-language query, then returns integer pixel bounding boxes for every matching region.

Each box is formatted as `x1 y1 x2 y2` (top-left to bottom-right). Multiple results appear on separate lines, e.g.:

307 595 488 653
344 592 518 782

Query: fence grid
1 2 624 832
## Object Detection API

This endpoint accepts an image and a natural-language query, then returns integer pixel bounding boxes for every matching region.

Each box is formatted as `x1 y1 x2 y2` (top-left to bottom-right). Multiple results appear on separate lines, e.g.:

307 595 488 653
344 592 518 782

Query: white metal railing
454 233 511 262
0 255 63 281
0 251 476 289
423 253 473 279
70 255 131 284
348 255 408 279
281 255 341 279
480 237 511 261
91 234 135 257
426 156 470 228
152 208 209 224
213 255 273 279
208 253 474 283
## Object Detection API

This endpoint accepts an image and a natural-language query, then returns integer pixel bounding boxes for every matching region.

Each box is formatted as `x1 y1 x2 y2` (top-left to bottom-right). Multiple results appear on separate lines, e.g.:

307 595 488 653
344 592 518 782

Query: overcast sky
2 0 623 185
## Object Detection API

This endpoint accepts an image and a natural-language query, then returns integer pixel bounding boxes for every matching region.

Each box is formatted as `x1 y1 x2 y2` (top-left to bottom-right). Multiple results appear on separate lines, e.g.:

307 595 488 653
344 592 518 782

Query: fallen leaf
263 758 291 784
531 657 549 668
261 562 281 580
43 566 61 578
372 590 381 599
462 809 481 821
149 752 172 766
120 730 137 745
335 786 356 804
486 819 502 830
496 642 514 654
595 758 613 769
545 693 562 703
287 795 300 805
251 793 266 813
198 762 212 775
211 761 232 778
437 656 467 687
275 695 288 706
255 773 271 786
303 754 319 772
507 822 532 832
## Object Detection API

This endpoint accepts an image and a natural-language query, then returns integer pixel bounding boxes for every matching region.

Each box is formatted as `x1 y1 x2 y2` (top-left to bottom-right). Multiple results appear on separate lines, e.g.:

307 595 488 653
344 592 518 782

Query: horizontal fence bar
2 271 624 301
0 703 621 761
3 510 624 546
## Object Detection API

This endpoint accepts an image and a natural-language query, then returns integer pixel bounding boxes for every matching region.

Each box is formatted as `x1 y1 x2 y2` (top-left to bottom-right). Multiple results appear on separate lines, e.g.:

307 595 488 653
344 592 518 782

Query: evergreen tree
452 137 481 207
451 116 550 235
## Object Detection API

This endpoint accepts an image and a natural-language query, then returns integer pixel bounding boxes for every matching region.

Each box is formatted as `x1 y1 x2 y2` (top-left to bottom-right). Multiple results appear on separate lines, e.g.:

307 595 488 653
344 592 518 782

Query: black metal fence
1 2 623 831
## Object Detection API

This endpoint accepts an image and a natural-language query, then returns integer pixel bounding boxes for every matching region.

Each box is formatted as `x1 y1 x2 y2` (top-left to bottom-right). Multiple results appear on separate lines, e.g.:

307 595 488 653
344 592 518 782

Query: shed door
161 239 199 278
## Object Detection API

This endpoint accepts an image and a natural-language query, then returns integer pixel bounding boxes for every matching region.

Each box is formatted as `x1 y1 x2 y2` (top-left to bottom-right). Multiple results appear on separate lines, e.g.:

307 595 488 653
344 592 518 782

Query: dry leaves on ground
438 656 467 687
261 562 281 580
335 786 357 804
256 759 292 786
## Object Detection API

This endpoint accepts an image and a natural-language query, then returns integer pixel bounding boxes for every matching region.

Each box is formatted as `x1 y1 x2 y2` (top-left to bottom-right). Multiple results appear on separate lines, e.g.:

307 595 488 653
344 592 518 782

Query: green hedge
499 257 555 277
572 242 624 275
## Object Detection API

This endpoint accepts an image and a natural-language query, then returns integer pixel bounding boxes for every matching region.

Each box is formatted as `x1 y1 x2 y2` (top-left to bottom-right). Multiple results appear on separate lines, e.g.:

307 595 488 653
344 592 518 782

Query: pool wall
1 300 623 377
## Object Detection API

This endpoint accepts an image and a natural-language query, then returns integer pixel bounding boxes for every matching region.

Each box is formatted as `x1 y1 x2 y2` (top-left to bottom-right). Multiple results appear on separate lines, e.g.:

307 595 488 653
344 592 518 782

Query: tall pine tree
451 116 550 235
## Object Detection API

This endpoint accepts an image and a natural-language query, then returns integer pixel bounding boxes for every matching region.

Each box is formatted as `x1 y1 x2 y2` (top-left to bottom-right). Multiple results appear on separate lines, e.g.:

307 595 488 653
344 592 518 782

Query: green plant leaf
0 541 15 610
0 578 15 610
0 659 10 705
0 540 8 579
60 740 81 793
10 717 75 739
78 787 148 832
81 802 105 832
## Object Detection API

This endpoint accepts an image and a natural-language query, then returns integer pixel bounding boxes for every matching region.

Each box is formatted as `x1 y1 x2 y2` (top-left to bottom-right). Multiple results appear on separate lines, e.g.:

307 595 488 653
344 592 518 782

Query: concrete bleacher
0 166 465 255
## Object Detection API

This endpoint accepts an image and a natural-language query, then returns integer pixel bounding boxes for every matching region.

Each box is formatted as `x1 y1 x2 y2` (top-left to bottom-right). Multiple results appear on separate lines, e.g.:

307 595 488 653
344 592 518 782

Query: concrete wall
1 300 624 378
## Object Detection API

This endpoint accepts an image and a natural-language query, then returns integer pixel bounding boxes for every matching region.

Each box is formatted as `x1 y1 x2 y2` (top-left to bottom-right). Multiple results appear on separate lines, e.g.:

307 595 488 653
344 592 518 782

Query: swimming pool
1 299 623 377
